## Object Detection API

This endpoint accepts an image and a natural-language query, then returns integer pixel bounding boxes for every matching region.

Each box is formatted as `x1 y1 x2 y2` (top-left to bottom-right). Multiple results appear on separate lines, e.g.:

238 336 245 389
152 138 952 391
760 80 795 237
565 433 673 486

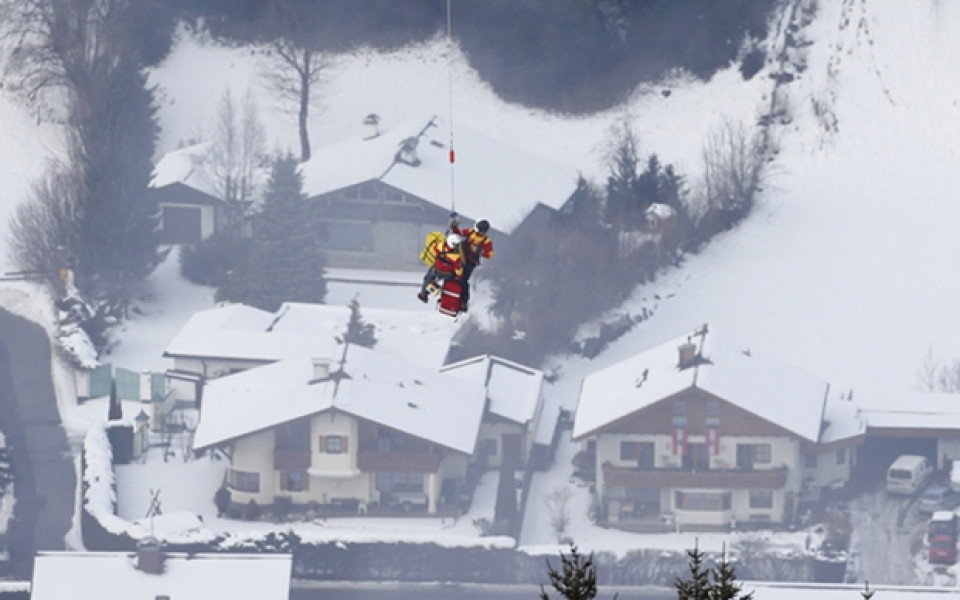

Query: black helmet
476 219 490 233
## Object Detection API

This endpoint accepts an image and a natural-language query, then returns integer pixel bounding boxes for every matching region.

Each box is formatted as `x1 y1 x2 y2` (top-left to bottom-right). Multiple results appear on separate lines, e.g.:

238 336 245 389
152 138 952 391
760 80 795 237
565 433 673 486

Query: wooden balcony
357 452 439 473
603 464 789 490
274 449 310 470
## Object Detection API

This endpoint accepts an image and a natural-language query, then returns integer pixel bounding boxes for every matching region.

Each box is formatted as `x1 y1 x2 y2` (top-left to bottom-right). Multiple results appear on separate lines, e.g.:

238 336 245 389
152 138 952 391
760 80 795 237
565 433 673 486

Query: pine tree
108 380 122 421
675 542 711 600
242 153 326 311
540 545 602 600
675 543 753 600
494 459 518 532
709 549 753 600
72 55 164 306
344 296 377 348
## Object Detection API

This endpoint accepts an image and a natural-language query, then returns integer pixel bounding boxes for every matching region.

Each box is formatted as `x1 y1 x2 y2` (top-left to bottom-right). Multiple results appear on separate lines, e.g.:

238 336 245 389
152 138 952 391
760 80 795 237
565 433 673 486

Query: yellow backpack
419 231 446 266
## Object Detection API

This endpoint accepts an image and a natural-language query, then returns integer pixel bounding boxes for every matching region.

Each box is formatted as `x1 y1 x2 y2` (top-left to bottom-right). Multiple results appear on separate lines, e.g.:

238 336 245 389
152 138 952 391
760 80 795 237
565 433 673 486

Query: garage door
163 206 201 245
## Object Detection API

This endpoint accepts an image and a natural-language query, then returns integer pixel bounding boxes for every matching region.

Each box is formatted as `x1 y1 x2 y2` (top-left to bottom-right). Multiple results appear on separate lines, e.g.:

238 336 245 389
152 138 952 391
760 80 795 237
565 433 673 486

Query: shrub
179 231 249 287
214 486 231 517
243 499 261 521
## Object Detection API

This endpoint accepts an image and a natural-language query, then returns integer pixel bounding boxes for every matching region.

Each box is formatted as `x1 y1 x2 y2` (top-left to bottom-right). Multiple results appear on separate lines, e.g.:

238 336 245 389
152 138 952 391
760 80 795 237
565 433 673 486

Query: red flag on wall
672 428 686 455
707 428 721 455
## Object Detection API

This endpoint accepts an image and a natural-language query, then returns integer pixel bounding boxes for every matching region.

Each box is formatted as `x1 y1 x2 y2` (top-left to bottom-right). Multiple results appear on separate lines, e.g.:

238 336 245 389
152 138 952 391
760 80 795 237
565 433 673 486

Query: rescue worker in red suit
450 218 493 312
417 232 464 303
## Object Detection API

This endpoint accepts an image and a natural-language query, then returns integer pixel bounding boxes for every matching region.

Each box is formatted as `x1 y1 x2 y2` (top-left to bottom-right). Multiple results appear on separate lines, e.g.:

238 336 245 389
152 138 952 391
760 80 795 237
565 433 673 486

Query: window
228 469 260 493
705 400 720 416
836 448 846 465
321 435 348 454
749 490 773 509
753 444 771 463
673 400 687 416
804 454 817 468
620 441 638 460
674 491 731 511
275 420 310 452
479 439 498 456
375 472 424 493
280 470 309 492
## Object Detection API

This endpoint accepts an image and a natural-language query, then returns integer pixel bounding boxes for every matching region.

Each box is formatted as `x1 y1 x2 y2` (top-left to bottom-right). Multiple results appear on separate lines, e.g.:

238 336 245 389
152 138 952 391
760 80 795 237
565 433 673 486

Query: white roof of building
298 115 580 234
854 389 960 431
192 345 484 454
441 354 544 425
164 302 456 369
30 551 291 600
573 325 832 444
150 141 219 196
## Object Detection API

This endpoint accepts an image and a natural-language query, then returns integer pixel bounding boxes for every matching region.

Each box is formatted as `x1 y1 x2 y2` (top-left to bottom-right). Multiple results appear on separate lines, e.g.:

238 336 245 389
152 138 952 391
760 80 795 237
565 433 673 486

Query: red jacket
431 240 464 277
452 226 494 265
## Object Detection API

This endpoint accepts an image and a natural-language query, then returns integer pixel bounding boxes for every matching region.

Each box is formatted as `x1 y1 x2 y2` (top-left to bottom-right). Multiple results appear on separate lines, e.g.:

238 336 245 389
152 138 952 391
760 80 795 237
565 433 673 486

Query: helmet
475 219 490 234
446 233 463 247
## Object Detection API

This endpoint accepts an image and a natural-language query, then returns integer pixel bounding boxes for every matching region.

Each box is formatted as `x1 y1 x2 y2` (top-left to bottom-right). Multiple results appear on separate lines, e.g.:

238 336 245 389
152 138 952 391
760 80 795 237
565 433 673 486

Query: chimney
311 357 331 382
136 536 164 574
398 137 420 166
363 113 380 140
677 338 697 369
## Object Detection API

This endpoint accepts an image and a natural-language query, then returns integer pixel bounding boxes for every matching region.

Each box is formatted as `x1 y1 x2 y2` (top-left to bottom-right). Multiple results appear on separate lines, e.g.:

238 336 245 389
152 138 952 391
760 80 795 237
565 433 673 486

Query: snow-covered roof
441 354 544 425
193 345 484 454
150 141 219 197
298 115 580 234
30 551 291 600
855 390 960 431
164 301 456 369
573 325 830 443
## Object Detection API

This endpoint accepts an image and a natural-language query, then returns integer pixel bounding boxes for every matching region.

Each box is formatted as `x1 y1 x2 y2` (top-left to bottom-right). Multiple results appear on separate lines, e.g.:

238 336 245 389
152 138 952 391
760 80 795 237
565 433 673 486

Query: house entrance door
502 434 522 468
683 443 709 470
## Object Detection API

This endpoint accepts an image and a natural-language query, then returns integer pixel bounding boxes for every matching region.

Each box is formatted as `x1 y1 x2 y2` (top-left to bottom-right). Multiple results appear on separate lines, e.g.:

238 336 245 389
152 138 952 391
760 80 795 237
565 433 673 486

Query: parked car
918 485 960 515
886 454 933 495
929 511 958 565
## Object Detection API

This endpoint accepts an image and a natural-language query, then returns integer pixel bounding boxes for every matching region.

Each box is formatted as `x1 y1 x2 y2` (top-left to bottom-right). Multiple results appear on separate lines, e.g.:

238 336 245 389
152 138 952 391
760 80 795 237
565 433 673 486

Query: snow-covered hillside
142 3 960 401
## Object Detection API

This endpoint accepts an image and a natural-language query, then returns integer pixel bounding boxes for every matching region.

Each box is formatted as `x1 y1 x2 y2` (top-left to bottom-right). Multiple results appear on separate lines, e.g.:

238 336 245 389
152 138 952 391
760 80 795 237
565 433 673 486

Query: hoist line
446 0 456 216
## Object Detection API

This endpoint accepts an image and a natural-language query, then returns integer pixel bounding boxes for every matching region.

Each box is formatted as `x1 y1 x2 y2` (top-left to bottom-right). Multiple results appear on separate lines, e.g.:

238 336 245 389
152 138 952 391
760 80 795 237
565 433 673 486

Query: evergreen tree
709 550 753 600
108 380 122 421
71 54 164 305
343 296 377 348
494 460 518 532
675 543 753 600
604 122 640 229
242 153 326 311
675 543 711 600
539 545 604 600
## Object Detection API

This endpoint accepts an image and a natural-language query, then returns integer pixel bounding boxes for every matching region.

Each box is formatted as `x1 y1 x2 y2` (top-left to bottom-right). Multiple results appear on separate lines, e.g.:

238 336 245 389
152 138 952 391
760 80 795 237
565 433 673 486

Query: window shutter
279 473 288 491
342 436 349 452
318 435 326 453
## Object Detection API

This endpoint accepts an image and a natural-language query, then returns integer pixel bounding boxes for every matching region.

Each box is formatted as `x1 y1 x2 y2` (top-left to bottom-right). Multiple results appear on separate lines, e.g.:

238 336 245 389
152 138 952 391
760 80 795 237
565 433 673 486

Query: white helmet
446 233 463 247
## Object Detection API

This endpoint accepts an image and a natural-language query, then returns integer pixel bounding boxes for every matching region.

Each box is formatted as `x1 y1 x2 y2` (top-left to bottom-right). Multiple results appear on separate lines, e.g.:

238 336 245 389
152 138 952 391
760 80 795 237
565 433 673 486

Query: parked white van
886 454 933 495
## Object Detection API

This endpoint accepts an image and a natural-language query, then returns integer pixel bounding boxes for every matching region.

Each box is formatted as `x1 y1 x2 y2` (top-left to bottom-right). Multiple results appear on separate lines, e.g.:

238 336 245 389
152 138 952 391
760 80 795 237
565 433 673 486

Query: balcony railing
357 452 439 472
274 449 311 470
603 464 789 489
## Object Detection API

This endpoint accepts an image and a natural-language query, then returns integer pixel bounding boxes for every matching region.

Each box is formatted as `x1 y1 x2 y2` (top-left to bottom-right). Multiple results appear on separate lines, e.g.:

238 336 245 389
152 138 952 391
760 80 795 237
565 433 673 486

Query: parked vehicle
918 485 960 515
885 454 933 495
950 460 960 493
929 511 958 565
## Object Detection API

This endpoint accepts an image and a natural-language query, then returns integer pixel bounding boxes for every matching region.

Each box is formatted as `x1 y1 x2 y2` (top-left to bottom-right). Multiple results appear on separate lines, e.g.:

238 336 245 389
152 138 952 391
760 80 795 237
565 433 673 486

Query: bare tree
8 164 81 289
261 0 328 162
915 347 960 392
545 487 573 542
699 118 766 233
205 87 266 234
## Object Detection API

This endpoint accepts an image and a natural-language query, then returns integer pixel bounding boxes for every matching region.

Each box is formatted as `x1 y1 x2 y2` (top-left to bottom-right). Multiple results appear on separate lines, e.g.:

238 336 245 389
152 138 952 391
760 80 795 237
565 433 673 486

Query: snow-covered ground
1 0 960 592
